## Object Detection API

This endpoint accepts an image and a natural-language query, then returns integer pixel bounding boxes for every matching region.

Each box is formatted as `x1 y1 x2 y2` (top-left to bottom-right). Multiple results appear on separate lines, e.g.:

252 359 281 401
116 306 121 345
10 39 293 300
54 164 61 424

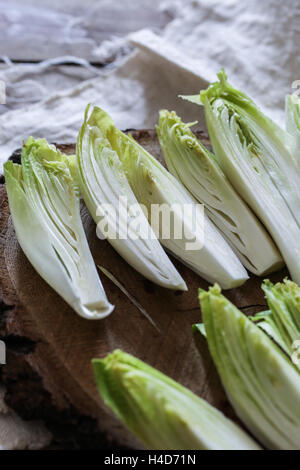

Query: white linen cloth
0 0 299 171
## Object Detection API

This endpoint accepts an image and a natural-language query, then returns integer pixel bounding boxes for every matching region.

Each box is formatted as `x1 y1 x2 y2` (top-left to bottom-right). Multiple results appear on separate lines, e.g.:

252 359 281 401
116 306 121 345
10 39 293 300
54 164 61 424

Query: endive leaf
183 71 300 284
4 138 113 319
77 105 186 291
199 284 300 449
92 350 260 450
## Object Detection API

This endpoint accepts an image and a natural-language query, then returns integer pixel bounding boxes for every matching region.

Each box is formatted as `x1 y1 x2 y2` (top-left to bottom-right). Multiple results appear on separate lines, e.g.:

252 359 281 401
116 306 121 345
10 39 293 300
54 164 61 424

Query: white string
98 265 161 333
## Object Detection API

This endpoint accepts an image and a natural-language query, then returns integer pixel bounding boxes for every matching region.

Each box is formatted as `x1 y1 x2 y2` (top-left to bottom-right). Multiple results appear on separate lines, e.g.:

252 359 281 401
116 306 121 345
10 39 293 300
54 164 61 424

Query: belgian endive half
77 105 186 290
92 350 260 450
4 137 113 319
198 284 300 449
84 106 248 289
182 71 300 284
157 110 283 276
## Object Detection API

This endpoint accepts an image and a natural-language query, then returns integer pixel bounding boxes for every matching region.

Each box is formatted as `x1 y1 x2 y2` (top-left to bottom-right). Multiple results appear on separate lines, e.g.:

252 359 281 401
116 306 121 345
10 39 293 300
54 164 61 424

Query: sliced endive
252 279 300 361
285 94 300 156
4 137 113 319
157 110 283 275
87 106 248 289
183 70 300 224
198 284 300 449
77 105 186 291
182 71 300 284
92 350 260 450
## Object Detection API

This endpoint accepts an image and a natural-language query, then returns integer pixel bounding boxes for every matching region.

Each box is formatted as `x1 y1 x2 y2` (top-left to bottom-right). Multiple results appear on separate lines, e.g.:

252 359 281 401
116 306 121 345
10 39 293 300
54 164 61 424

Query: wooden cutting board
0 130 288 448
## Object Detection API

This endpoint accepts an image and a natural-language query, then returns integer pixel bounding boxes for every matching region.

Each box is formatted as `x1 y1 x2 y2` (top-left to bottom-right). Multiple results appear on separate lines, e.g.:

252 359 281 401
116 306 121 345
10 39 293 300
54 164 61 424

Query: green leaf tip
179 68 231 106
199 68 255 110
178 94 202 106
86 105 115 135
217 68 228 85
192 323 207 338
198 283 221 300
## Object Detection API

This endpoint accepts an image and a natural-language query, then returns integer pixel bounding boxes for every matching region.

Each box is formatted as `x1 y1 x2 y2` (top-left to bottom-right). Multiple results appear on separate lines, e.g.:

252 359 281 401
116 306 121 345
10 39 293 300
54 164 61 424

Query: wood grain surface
0 130 288 448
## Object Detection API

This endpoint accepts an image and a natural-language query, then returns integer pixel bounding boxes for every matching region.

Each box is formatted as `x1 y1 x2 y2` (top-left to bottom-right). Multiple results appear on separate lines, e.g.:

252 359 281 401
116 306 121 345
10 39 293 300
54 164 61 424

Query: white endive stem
77 105 187 291
4 138 113 319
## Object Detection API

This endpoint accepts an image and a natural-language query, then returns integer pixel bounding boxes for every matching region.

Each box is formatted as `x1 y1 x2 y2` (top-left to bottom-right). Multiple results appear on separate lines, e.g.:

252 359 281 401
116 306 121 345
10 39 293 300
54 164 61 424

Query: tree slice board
0 130 288 448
